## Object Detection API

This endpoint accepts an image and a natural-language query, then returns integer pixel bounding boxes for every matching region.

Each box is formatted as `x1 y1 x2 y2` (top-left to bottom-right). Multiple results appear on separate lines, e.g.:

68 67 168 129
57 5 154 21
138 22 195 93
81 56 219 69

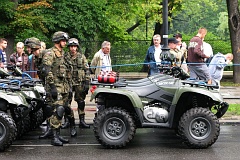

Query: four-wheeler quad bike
0 82 31 151
90 67 229 149
0 66 46 152
0 65 46 130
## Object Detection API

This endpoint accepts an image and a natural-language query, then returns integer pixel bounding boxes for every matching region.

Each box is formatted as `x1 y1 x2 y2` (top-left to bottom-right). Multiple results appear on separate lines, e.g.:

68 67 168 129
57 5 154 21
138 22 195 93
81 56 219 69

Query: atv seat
121 83 159 97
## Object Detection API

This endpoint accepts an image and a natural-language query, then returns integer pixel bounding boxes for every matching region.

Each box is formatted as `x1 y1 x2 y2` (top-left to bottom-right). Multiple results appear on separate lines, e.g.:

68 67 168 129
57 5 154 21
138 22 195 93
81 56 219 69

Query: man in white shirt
90 41 112 76
203 41 213 62
144 34 162 76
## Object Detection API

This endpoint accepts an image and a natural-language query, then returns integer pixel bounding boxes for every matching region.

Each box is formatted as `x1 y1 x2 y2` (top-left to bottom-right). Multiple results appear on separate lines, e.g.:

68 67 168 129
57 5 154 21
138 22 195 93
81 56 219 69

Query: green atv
0 65 45 152
90 67 228 149
0 83 31 151
0 65 46 130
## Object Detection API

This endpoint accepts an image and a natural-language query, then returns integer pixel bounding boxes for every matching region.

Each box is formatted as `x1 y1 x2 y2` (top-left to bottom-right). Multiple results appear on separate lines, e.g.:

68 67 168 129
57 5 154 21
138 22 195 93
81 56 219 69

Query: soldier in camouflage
24 37 44 79
24 38 54 139
24 37 54 140
60 42 77 137
62 38 90 129
40 31 70 146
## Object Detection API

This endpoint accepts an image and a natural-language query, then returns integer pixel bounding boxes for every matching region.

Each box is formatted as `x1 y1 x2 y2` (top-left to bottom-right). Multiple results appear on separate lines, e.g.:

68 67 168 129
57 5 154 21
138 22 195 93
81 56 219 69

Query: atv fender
0 91 29 106
172 87 223 105
92 87 143 109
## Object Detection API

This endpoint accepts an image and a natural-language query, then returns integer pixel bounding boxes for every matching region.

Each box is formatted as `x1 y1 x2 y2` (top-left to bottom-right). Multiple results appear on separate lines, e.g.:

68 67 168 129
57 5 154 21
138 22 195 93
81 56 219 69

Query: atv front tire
178 107 220 149
0 111 17 151
93 107 136 148
30 108 44 130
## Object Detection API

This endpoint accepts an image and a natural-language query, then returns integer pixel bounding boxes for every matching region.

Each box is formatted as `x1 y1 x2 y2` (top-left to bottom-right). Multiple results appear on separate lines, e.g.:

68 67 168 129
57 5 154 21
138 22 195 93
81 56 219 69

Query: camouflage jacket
34 50 46 80
69 52 90 86
42 46 68 93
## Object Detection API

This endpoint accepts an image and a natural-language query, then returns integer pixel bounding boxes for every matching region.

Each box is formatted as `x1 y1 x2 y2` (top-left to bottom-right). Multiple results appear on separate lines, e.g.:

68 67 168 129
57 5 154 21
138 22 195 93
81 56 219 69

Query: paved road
1 124 240 160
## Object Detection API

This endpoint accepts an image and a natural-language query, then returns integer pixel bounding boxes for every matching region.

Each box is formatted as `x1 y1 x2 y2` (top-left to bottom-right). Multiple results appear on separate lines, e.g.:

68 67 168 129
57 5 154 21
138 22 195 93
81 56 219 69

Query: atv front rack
181 79 219 90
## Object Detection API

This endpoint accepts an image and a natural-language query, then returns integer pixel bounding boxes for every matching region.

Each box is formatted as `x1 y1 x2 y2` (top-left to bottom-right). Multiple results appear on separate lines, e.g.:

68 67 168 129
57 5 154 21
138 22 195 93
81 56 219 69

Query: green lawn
226 104 240 115
221 82 240 87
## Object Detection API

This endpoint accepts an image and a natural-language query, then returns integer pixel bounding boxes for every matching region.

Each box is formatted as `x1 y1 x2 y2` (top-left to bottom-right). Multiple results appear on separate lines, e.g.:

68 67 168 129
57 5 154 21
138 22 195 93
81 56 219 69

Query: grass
218 82 240 116
221 81 240 87
226 104 240 115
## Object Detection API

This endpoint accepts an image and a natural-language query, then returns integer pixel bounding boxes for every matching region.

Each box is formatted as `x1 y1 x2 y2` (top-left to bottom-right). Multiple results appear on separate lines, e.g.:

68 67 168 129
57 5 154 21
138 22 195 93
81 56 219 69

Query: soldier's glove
50 84 58 100
83 80 90 94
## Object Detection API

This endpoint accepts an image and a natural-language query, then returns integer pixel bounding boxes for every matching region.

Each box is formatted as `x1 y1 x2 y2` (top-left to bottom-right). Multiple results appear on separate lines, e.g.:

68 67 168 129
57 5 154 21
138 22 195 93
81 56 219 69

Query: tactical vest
51 48 67 79
72 53 85 82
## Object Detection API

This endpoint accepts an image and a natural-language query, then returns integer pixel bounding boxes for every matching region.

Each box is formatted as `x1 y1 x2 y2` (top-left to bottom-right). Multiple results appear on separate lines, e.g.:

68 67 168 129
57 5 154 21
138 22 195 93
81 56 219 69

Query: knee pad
55 105 65 120
43 105 53 118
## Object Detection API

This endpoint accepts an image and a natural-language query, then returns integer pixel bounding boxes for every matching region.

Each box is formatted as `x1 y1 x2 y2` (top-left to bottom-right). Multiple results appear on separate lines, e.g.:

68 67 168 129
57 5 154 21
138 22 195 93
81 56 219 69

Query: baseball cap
168 38 179 44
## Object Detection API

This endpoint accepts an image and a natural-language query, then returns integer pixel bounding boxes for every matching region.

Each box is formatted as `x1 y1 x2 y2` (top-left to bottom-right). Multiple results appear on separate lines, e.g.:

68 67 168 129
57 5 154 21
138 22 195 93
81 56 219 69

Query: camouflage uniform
40 31 70 146
61 51 77 136
43 46 69 128
63 38 90 129
24 37 54 140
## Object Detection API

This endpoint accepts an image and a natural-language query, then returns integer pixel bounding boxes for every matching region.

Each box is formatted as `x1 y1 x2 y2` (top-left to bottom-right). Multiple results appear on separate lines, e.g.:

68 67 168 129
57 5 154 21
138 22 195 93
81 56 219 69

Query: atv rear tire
93 107 136 148
0 111 17 151
178 107 220 148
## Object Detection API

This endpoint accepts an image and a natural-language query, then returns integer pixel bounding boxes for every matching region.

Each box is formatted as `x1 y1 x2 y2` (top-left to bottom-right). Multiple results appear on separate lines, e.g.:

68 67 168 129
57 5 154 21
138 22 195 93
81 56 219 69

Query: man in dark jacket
144 34 162 76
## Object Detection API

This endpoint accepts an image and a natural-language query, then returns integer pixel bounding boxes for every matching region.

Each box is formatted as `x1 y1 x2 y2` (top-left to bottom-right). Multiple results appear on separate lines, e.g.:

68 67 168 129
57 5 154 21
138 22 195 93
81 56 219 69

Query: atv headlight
22 91 37 98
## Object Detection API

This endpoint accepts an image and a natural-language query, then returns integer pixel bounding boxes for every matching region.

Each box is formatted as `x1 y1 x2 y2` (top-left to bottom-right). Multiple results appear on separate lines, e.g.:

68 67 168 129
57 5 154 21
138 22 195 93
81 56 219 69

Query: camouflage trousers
45 82 69 129
48 93 68 129
68 84 87 115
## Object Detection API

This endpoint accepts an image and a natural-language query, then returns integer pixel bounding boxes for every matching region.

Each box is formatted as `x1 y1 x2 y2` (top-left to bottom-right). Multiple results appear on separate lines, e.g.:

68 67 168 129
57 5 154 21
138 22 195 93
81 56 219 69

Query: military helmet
24 37 41 49
52 31 69 43
67 38 79 47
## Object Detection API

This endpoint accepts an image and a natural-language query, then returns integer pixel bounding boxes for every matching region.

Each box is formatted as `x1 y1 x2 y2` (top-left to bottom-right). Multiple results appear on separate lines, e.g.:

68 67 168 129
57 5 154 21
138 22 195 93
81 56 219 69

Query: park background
0 0 235 72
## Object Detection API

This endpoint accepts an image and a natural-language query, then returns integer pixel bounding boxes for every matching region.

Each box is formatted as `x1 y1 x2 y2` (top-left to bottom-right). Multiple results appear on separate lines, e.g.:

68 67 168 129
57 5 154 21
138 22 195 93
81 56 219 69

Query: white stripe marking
11 144 101 147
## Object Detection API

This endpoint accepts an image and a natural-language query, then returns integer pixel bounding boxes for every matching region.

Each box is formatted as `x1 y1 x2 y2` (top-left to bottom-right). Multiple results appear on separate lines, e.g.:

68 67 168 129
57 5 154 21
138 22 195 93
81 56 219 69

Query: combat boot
39 120 53 139
69 117 77 137
61 116 70 129
79 114 90 128
51 128 63 146
58 135 69 143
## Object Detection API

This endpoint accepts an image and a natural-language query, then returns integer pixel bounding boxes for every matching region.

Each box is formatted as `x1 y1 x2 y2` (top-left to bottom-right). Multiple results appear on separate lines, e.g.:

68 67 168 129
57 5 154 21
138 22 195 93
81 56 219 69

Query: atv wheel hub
189 117 211 140
103 117 126 140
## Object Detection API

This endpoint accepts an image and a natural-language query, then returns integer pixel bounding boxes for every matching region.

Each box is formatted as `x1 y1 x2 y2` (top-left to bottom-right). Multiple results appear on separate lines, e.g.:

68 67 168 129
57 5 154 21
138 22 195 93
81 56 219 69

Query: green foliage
217 12 229 38
110 41 150 72
0 1 16 36
0 0 51 43
170 0 228 39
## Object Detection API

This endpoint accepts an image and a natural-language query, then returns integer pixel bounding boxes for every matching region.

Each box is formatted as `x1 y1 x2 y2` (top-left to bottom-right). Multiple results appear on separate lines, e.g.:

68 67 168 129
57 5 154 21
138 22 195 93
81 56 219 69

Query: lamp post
161 0 170 62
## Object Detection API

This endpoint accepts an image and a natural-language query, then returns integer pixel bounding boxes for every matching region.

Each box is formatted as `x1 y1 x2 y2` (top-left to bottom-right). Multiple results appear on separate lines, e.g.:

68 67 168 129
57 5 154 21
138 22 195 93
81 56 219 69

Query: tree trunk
150 22 163 46
226 0 240 83
126 14 151 34
5 35 14 60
